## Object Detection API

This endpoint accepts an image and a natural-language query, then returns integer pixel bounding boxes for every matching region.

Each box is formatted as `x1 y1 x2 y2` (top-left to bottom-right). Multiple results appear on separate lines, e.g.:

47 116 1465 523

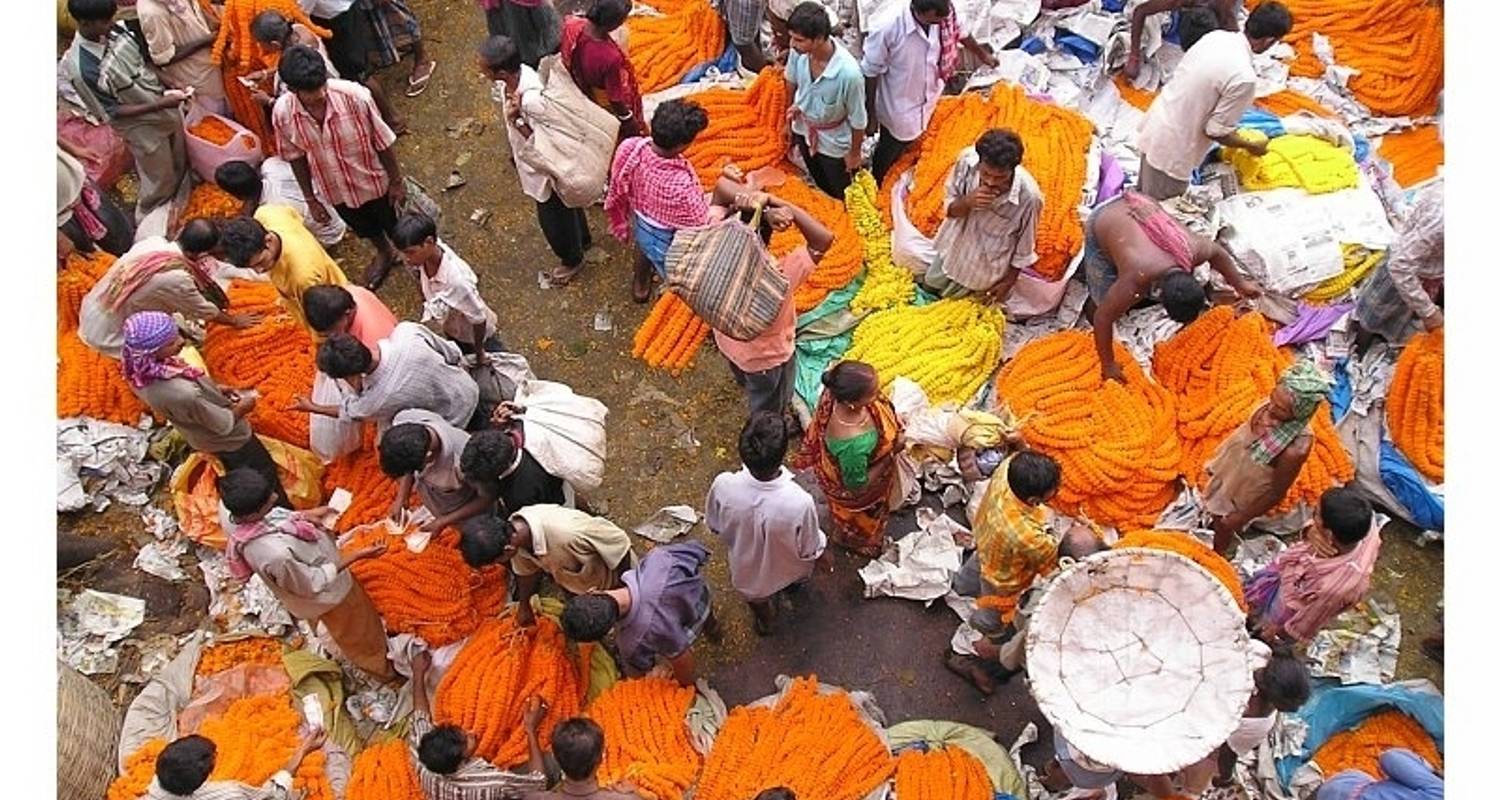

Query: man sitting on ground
380 409 495 533
522 718 645 800
145 730 324 799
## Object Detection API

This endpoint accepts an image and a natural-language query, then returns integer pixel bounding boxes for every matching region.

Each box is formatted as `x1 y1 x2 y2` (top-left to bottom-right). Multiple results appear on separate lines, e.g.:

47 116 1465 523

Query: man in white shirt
215 159 348 247
391 212 502 357
295 321 480 433
860 0 946 184
1134 2 1291 200
145 730 325 800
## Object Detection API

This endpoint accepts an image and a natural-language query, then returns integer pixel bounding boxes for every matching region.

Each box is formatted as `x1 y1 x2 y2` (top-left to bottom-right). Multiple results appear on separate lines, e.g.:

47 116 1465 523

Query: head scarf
100 248 229 313
226 507 322 580
1248 360 1332 465
121 311 203 389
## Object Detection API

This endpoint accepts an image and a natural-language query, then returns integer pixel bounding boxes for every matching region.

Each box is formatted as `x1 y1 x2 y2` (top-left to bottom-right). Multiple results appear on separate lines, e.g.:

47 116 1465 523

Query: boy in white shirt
392 211 502 359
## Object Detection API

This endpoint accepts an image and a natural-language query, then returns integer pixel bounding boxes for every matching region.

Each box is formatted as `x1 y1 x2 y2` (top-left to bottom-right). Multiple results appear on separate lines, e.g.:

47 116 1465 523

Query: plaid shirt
408 712 548 800
272 79 397 208
604 136 709 240
971 456 1058 623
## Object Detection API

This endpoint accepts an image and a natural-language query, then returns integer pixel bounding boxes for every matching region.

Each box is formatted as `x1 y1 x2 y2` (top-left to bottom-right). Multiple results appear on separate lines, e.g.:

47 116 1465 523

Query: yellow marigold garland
1310 709 1442 779
434 616 585 769
1386 329 1443 482
846 298 1005 406
1303 245 1382 304
626 0 727 93
347 737 424 800
695 676 894 800
892 745 994 800
997 331 1182 530
584 677 703 800
1115 529 1246 611
847 170 914 315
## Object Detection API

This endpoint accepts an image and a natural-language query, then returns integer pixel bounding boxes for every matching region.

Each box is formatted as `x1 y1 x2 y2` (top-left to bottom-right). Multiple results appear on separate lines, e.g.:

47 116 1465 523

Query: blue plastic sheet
1239 108 1286 138
1330 358 1354 423
1275 681 1445 789
1054 33 1100 63
1020 36 1049 55
680 45 738 84
1379 440 1444 531
1353 135 1371 164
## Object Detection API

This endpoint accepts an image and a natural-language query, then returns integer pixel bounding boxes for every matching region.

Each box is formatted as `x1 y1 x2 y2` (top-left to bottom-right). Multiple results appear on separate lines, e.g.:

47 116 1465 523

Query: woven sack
664 204 788 341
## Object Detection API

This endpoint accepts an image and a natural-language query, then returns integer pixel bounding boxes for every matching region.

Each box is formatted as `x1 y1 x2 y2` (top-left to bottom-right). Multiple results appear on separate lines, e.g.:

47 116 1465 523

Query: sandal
406 60 437 97
549 262 584 285
944 650 996 696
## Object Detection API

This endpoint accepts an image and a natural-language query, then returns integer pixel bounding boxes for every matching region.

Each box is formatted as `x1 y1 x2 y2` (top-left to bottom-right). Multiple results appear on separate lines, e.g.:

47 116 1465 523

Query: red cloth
559 15 645 138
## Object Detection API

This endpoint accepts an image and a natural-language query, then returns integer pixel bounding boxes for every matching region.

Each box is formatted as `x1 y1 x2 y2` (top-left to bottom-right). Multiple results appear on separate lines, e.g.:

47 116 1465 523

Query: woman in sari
794 361 904 557
558 0 645 140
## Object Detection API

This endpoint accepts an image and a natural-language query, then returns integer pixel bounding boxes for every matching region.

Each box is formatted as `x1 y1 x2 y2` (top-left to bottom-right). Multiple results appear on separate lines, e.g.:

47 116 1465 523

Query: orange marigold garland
107 738 168 800
695 676 894 800
211 0 331 154
765 173 863 312
584 677 703 800
195 637 286 679
892 745 994 800
321 429 407 531
340 523 509 647
1255 89 1337 120
1378 126 1444 189
57 250 151 424
1114 530 1246 611
682 69 791 188
347 737 424 800
1151 307 1354 514
200 280 317 448
1113 75 1157 112
632 292 710 375
293 750 335 800
182 183 244 221
626 0 727 93
1385 329 1443 482
1310 709 1442 779
434 616 585 768
997 331 1181 530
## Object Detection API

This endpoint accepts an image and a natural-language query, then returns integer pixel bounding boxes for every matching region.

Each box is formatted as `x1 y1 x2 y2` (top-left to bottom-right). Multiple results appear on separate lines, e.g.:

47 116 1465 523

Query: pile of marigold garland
200 281 317 448
321 429 409 530
1151 307 1353 514
682 70 790 187
626 0 727 93
1386 329 1443 482
1378 126 1444 188
769 173 863 312
846 299 1005 406
695 676 893 800
57 250 150 424
1310 709 1442 779
194 636 284 679
182 183 243 221
434 615 585 767
1114 530 1246 610
633 293 711 375
892 745 993 800
997 331 1181 530
347 737 424 800
584 677 703 800
341 522 509 647
847 170 914 315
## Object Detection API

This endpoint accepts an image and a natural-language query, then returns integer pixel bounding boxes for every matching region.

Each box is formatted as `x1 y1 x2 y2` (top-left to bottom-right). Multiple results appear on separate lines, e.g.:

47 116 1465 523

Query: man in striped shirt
273 45 408 290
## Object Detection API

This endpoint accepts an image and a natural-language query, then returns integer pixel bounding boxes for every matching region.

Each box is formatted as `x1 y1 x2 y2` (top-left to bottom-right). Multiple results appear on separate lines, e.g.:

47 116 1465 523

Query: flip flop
406 61 437 97
548 262 585 287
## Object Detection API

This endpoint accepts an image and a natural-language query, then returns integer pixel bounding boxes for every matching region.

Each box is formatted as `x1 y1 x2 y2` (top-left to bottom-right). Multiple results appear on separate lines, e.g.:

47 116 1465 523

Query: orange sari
794 392 903 557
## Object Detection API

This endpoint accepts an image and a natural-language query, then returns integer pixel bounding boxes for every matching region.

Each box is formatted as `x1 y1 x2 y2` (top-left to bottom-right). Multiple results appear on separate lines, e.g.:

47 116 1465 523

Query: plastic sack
515 54 621 209
58 109 131 188
512 379 609 493
890 171 938 273
171 436 326 549
184 104 263 183
309 371 362 464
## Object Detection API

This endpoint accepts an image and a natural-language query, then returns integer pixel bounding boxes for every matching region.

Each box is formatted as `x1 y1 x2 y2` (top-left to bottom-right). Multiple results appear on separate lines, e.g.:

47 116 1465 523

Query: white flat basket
1025 548 1256 775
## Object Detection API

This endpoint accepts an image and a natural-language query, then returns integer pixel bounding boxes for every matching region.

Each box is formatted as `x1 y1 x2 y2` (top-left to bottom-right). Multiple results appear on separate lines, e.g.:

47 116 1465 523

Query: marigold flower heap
340 522 509 647
188 116 239 147
1386 329 1443 482
321 429 406 531
1151 307 1353 514
435 616 584 767
195 636 285 679
201 281 316 448
632 293 710 375
182 183 244 221
1255 89 1336 119
57 250 149 424
896 84 1094 281
846 298 1005 406
997 331 1181 530
1254 0 1442 117
584 677 703 800
892 745 993 800
847 170 914 315
1311 709 1442 779
683 70 790 188
107 738 168 800
1114 530 1246 610
1378 126 1444 188
626 0 727 93
695 676 894 800
347 737 424 800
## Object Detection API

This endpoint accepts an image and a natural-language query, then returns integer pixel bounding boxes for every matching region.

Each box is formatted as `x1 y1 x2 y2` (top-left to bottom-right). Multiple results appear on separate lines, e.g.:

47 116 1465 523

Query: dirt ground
58 0 1443 771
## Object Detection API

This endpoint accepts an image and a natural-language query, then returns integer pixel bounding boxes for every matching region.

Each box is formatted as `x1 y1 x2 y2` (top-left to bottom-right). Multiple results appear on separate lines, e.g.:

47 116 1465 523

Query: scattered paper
134 538 189 582
58 589 148 675
57 417 164 512
1306 597 1401 685
858 508 967 602
633 505 699 543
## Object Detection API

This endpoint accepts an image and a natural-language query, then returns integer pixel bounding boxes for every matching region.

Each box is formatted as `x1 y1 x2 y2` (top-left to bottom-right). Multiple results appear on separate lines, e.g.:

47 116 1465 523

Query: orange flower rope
1256 89 1337 120
200 280 317 448
211 0 330 154
584 677 704 800
1385 329 1443 482
182 183 244 221
1113 75 1157 112
695 676 894 800
293 749 335 800
683 69 791 188
626 0 727 94
764 172 863 312
997 331 1181 530
56 250 151 424
893 84 1094 280
195 637 285 679
1310 709 1442 779
1115 529 1246 610
320 429 410 531
107 738 168 800
1249 0 1442 118
1378 126 1444 189
631 292 710 375
1151 307 1353 514
339 524 509 647
434 616 585 768
892 745 994 800
189 116 239 146
347 737 424 800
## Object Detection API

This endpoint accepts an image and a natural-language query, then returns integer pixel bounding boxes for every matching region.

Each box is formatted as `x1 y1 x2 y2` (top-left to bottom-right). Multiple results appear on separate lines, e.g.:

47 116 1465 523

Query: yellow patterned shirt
971 456 1058 622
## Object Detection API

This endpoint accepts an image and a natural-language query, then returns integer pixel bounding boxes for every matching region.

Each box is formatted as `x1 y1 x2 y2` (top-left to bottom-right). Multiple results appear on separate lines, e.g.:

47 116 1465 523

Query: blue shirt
615 541 712 675
786 42 868 158
1316 749 1444 800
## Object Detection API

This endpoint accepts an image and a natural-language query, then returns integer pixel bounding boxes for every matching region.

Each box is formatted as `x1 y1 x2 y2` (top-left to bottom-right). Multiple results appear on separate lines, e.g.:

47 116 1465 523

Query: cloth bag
512 379 609 493
308 371 362 464
515 54 621 209
664 205 789 341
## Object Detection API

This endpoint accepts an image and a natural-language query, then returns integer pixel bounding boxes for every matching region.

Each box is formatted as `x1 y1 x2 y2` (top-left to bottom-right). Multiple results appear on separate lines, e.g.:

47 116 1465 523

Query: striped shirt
272 79 397 208
143 773 292 799
931 153 1042 292
409 712 549 800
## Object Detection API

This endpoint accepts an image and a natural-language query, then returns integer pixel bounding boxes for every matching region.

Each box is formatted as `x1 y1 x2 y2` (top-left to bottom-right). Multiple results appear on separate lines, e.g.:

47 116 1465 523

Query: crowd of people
58 0 1445 797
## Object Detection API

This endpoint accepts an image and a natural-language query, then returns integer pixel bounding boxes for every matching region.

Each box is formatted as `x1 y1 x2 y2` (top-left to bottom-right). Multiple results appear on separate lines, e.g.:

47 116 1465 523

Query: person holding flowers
145 729 326 799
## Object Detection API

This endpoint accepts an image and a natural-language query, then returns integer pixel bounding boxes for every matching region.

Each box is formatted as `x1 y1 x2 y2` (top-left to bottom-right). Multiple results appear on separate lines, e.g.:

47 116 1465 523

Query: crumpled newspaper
1115 306 1183 372
345 683 401 726
57 416 164 512
1305 597 1401 685
134 538 190 582
199 549 295 635
58 588 147 674
632 505 699 543
858 508 967 603
1233 534 1288 581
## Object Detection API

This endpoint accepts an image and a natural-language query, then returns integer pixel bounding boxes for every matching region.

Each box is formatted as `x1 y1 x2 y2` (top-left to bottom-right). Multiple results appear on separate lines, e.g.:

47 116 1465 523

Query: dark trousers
727 356 796 417
334 195 399 242
870 127 914 186
535 194 592 268
794 134 852 200
316 7 373 82
217 435 291 509
60 190 134 257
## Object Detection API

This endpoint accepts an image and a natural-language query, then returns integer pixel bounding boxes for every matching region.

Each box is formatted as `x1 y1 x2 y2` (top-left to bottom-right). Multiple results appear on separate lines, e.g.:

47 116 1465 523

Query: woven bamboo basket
57 662 120 800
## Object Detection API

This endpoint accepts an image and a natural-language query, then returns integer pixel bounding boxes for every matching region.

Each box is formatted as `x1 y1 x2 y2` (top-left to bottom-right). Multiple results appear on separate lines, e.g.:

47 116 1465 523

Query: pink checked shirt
272 79 397 208
604 136 710 240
